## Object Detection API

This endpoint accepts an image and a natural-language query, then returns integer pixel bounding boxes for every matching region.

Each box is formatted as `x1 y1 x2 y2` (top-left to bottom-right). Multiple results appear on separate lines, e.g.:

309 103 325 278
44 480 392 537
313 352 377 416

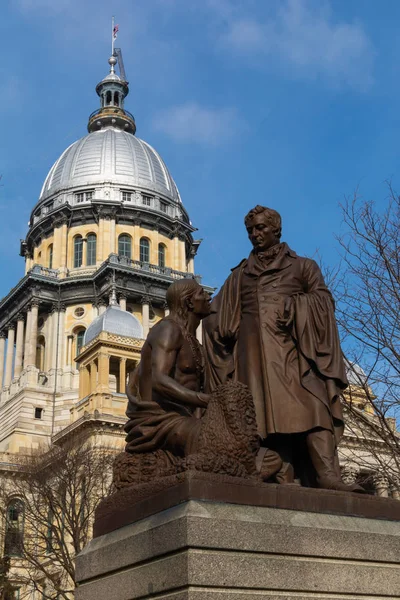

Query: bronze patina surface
203 206 363 493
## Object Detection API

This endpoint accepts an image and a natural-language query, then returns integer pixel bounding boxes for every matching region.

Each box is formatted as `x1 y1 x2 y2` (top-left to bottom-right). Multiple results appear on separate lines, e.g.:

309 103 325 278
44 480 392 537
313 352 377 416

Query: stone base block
76 499 400 600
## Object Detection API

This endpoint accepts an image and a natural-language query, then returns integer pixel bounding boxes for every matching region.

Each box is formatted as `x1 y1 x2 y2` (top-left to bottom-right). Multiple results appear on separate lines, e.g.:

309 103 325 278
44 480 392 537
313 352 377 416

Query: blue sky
1 0 400 295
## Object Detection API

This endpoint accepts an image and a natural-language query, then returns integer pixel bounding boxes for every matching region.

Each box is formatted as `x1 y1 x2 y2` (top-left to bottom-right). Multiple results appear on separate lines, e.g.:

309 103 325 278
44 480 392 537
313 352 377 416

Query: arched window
36 335 46 371
140 238 150 263
87 233 97 266
106 90 112 105
74 235 83 268
4 499 24 557
158 243 166 269
114 91 120 106
118 234 132 259
76 330 85 355
48 244 53 269
75 328 86 369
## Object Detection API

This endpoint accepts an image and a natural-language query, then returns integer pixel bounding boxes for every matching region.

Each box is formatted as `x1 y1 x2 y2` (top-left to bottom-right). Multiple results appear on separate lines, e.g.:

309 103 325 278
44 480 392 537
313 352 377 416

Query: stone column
119 358 127 393
110 217 116 254
374 473 389 498
0 332 6 388
4 325 15 387
66 334 74 367
60 219 68 271
27 301 39 367
98 300 107 315
79 364 90 399
57 305 66 369
14 315 25 379
163 303 170 317
48 307 59 371
390 478 400 500
98 217 104 262
82 238 87 267
119 295 127 311
98 352 110 392
23 307 32 368
141 297 150 339
90 361 98 393
92 304 99 319
188 256 195 274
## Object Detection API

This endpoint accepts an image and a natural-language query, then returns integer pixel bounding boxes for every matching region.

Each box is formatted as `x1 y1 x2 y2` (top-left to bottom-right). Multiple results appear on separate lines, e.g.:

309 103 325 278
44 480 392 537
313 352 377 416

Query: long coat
203 243 347 442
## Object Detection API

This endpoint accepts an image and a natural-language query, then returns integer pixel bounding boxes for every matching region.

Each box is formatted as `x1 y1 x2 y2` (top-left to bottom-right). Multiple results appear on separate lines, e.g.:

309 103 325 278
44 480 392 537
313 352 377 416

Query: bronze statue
124 279 211 459
114 279 274 489
203 205 364 493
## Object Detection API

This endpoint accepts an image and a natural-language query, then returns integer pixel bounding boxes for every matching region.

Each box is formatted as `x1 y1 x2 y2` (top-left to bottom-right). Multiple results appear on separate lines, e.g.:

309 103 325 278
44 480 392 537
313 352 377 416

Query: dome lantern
88 51 136 135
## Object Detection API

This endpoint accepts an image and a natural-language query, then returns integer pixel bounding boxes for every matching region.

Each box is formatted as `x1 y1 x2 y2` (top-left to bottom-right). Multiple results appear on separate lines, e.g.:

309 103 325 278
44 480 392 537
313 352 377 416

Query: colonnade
79 354 129 398
341 465 400 498
0 292 188 389
0 301 68 389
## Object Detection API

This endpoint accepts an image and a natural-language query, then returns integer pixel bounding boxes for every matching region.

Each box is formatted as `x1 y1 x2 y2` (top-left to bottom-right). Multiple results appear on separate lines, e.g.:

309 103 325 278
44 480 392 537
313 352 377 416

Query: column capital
67 334 74 340
50 303 58 314
0 330 6 339
372 472 389 488
119 293 127 301
30 299 41 309
340 465 359 485
119 356 127 363
163 302 169 311
15 312 25 322
6 323 15 332
140 295 151 305
59 302 67 313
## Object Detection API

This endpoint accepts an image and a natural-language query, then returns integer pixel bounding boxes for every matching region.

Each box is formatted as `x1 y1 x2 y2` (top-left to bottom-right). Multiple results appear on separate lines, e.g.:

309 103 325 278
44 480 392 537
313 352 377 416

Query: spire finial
87 19 136 135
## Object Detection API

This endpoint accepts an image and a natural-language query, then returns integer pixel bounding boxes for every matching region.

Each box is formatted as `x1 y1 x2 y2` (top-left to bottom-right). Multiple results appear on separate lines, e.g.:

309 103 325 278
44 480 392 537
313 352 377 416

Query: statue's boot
307 428 366 494
256 447 283 482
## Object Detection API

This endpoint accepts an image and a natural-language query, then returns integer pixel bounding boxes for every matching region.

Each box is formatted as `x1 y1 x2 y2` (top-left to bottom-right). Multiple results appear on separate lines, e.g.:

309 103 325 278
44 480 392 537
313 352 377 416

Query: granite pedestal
75 473 400 600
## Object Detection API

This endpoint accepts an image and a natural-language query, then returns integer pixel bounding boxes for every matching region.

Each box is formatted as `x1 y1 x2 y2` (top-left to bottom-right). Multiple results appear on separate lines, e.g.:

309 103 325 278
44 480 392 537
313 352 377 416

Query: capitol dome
84 300 143 345
39 128 181 204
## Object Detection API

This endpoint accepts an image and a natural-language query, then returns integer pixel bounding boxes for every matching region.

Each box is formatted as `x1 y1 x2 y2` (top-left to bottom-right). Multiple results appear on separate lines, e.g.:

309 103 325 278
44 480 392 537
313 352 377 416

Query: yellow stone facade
26 221 188 275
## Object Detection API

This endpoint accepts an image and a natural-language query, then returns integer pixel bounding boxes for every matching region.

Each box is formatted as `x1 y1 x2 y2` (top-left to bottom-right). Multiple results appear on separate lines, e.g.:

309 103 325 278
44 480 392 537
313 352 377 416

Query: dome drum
88 107 136 135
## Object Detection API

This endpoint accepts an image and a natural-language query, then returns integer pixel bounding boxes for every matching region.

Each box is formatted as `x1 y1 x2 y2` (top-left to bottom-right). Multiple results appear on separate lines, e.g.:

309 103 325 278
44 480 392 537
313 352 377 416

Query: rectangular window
122 191 132 202
142 195 151 206
35 407 43 419
160 201 168 213
75 191 93 203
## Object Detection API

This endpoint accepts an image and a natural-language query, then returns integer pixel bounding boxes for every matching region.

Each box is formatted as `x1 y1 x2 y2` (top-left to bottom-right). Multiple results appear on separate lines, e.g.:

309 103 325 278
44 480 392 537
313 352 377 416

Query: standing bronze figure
115 278 265 488
203 205 363 492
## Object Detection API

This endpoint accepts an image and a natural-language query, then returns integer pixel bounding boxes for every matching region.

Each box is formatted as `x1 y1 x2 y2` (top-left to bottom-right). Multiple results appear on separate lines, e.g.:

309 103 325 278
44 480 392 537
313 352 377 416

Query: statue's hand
196 393 212 408
277 297 294 330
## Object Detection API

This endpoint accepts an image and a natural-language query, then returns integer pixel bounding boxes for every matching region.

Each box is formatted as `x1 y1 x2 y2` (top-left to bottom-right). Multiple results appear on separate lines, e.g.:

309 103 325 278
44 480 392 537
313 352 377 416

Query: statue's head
166 279 211 322
244 205 282 252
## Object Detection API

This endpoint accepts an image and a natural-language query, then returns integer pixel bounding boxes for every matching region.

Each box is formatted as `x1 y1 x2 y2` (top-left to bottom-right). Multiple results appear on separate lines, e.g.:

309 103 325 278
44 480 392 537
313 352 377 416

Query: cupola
88 54 136 135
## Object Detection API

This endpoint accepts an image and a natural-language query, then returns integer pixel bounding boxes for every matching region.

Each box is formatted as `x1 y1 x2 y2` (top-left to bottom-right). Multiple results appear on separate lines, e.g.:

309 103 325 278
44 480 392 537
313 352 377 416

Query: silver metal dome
345 360 367 386
39 127 181 203
84 303 144 345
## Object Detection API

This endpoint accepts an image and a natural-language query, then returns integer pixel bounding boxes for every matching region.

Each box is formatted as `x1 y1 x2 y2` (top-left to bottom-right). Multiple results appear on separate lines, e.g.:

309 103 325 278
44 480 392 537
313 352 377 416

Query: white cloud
152 103 244 145
217 0 374 90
